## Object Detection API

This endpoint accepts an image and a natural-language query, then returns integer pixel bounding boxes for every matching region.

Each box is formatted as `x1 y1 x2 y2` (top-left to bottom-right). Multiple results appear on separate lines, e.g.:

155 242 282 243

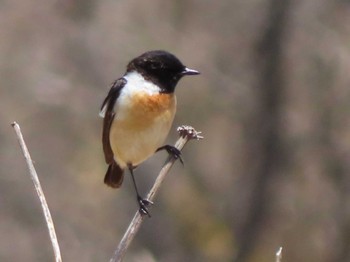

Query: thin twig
11 122 62 262
110 125 203 262
276 247 283 262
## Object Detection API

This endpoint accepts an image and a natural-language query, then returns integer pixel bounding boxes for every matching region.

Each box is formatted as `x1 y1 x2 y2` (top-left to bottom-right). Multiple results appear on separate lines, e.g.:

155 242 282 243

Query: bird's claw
138 196 153 217
157 145 184 165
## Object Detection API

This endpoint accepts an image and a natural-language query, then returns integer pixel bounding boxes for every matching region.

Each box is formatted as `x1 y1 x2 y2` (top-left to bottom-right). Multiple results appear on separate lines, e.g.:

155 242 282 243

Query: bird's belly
110 93 176 168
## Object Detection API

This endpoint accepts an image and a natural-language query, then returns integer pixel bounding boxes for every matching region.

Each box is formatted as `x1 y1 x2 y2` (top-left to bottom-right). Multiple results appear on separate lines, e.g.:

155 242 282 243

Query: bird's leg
127 163 153 217
156 145 183 165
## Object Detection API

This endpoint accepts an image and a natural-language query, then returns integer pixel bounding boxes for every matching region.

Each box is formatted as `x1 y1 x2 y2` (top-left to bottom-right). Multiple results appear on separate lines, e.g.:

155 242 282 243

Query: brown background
2 1 350 261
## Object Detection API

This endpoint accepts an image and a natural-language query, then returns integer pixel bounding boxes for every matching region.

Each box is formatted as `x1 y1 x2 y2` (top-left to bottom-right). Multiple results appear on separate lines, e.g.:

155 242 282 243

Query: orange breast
125 93 176 128
109 92 176 167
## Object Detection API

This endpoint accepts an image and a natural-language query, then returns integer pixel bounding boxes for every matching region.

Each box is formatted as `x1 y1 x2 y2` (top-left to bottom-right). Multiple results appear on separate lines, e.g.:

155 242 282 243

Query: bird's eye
150 62 160 70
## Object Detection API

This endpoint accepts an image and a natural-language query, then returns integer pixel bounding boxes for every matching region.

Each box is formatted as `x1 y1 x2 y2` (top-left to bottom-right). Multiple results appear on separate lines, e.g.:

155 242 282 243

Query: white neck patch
99 71 161 119
123 71 161 95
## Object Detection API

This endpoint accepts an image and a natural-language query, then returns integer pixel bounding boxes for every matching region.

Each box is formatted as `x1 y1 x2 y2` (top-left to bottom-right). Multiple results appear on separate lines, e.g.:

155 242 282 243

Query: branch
110 125 203 262
11 122 62 262
275 247 283 262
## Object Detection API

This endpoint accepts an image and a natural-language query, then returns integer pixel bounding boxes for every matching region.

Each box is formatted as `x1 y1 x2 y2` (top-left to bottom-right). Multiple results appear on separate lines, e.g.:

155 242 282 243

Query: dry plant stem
275 247 283 262
11 122 62 262
110 125 203 262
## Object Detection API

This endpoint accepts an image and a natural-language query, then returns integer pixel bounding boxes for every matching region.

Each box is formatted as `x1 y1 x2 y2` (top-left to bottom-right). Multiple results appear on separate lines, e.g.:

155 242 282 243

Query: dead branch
276 247 283 262
11 122 62 262
110 125 203 262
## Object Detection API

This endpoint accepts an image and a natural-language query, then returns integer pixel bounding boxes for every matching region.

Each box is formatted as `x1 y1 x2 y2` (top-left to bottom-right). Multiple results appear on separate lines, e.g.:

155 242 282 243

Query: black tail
104 161 124 188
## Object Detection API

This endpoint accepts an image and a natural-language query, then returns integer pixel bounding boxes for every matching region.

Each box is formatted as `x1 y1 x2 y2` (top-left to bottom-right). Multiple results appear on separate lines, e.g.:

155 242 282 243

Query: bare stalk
276 247 283 262
11 122 62 262
110 125 203 262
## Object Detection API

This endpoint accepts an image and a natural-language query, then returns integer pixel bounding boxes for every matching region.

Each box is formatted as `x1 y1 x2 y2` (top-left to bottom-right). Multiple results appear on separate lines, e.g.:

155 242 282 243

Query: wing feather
100 78 126 164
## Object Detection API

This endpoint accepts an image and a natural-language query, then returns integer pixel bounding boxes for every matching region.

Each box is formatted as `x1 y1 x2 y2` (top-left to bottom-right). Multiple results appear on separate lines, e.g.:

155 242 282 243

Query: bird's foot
156 145 183 165
137 196 153 217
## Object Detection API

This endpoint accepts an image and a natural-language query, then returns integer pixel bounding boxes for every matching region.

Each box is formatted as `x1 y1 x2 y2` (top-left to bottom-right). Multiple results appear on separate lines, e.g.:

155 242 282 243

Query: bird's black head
126 50 199 93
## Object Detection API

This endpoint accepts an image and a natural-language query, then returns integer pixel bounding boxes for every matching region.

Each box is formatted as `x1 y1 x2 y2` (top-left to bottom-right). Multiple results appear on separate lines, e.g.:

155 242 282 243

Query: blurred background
1 0 350 261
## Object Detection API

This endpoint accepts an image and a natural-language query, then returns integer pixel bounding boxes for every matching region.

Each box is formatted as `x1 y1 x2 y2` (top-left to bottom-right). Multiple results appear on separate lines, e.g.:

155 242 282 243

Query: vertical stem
11 122 62 262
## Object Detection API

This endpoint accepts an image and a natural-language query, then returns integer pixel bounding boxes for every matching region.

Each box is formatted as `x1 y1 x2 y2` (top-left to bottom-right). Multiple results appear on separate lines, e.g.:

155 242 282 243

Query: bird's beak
181 67 200 76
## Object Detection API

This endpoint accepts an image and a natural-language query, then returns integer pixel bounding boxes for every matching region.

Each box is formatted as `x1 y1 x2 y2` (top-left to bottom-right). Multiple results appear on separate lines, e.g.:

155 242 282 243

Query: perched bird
100 50 199 215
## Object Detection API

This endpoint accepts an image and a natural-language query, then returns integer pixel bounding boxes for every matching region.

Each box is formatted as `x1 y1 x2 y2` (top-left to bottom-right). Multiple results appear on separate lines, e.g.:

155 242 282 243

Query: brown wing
100 78 127 164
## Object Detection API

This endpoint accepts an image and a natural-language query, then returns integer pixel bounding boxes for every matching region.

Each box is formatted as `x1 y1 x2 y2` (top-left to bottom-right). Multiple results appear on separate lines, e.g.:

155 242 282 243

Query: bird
99 50 199 216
